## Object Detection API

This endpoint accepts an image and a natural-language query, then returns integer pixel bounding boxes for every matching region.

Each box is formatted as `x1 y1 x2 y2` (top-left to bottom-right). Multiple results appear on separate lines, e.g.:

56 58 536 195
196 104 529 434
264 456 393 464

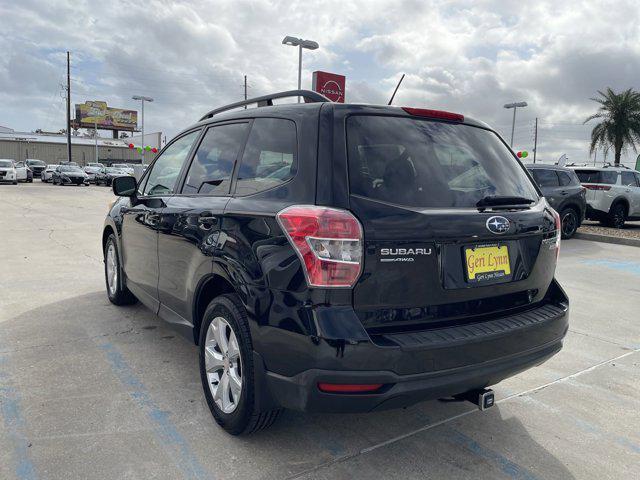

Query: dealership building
0 127 161 166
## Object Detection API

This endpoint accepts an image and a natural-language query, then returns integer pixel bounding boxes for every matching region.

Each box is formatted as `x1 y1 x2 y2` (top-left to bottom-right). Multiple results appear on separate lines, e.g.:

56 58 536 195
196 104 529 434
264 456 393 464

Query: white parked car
112 163 134 175
41 165 60 182
14 161 31 182
571 165 640 228
84 165 102 183
0 159 18 184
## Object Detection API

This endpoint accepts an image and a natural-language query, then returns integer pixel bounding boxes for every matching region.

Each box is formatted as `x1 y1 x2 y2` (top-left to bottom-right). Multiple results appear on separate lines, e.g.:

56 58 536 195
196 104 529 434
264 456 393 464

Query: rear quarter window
346 115 538 208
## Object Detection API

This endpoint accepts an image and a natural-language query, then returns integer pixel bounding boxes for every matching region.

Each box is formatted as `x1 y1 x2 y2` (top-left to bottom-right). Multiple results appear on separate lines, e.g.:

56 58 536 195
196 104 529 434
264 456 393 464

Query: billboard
74 101 138 131
312 71 345 103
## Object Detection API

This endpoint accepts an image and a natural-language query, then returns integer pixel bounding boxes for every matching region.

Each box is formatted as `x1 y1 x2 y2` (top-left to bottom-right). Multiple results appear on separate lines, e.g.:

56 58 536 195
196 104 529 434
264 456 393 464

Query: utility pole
533 117 538 163
66 51 72 164
95 119 99 165
132 96 153 164
244 75 247 109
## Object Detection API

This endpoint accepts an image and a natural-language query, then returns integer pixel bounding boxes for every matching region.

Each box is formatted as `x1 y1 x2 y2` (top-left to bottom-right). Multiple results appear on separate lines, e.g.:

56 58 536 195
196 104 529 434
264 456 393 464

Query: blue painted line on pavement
0 354 38 480
581 259 640 277
447 428 540 480
98 342 209 480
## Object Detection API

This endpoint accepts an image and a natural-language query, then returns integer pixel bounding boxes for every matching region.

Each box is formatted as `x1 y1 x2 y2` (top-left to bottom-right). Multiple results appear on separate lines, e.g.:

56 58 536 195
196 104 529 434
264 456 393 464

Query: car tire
104 234 137 306
12 181 17 185
560 207 579 239
606 203 626 229
199 294 281 435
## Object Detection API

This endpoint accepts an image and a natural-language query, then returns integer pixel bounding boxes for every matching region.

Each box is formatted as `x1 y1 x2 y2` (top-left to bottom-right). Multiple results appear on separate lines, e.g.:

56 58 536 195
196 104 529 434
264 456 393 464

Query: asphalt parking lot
1 182 639 480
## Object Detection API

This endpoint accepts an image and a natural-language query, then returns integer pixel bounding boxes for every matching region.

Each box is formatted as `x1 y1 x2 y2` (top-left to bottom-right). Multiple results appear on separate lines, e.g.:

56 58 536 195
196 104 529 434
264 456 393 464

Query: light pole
132 95 154 164
282 36 319 101
503 101 527 148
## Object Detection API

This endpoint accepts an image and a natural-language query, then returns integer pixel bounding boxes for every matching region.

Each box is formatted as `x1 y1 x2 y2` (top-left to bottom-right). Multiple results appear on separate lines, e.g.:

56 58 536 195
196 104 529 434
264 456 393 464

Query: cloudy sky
1 0 639 165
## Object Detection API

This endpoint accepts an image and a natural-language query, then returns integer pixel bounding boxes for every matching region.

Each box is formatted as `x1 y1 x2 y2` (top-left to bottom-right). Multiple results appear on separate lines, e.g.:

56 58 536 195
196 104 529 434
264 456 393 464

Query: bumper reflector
317 383 384 394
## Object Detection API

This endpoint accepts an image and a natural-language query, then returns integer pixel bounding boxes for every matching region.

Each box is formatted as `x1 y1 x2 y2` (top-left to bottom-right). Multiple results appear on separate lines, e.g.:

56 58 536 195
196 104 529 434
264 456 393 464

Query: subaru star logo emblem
486 216 510 234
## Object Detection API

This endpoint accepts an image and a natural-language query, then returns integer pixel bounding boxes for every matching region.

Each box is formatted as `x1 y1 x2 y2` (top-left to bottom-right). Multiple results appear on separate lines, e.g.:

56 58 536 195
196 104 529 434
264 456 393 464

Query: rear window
532 169 559 187
346 116 538 208
575 169 618 184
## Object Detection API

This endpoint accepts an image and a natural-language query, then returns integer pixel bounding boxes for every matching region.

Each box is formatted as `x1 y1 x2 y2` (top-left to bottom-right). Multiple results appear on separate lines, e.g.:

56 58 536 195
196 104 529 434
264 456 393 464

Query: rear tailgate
345 113 559 334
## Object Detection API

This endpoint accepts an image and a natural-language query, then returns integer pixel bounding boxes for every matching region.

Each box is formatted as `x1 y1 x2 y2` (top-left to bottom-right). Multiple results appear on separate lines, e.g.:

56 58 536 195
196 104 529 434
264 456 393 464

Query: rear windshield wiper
476 196 535 208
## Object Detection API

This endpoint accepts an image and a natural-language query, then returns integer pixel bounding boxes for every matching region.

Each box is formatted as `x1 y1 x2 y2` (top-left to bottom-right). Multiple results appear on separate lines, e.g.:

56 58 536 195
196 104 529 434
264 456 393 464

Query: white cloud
1 0 639 165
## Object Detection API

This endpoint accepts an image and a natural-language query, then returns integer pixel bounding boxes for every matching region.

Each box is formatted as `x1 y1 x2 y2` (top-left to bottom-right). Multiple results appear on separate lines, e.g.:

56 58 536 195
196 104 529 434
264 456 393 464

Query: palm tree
584 87 640 165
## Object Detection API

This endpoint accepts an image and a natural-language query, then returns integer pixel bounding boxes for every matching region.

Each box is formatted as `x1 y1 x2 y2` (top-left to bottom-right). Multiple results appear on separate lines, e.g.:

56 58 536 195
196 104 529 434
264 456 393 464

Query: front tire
199 294 280 435
104 234 137 305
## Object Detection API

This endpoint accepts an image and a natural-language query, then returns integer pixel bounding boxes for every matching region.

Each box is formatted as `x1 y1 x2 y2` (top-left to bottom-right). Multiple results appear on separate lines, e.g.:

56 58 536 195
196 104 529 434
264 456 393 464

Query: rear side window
182 123 248 195
557 171 574 186
533 169 560 187
621 171 637 187
346 116 538 208
575 169 618 184
234 118 297 196
142 130 200 196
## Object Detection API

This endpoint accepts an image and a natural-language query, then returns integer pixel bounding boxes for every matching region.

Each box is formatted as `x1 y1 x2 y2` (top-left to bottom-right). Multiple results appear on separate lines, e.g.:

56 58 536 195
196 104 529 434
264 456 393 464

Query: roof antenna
388 74 405 105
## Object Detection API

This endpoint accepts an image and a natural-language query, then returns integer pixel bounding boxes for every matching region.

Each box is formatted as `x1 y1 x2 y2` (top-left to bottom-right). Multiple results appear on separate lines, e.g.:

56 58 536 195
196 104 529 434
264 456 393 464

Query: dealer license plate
464 244 511 283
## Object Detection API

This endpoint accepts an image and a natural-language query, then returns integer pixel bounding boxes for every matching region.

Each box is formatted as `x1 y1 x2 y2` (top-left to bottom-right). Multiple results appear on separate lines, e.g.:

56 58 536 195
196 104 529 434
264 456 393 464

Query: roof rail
199 90 330 121
603 163 630 169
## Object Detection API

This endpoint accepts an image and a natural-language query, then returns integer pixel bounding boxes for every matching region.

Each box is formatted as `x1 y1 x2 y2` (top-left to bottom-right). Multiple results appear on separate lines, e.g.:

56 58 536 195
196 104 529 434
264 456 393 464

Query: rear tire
199 294 281 435
104 234 137 306
560 207 579 239
606 203 626 229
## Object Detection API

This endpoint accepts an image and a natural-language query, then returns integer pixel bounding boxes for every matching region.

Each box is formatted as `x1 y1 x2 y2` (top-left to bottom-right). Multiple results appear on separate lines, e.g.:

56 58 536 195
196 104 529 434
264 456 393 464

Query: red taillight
317 383 383 393
402 107 464 122
582 184 611 191
551 208 561 259
276 205 363 288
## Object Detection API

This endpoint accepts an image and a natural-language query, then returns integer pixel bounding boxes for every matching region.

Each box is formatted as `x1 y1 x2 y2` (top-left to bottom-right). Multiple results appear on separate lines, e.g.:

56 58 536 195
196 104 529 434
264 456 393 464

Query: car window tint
557 171 573 186
182 123 248 195
143 130 199 196
235 118 297 196
346 116 537 208
533 169 560 187
635 173 640 186
621 171 636 187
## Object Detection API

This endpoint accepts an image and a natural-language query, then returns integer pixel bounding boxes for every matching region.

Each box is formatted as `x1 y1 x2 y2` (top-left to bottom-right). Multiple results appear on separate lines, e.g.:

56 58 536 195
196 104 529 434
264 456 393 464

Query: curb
574 231 640 247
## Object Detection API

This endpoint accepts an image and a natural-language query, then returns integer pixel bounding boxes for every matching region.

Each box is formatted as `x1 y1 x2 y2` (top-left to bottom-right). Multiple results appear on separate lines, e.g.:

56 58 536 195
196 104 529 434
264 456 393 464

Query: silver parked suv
570 165 640 228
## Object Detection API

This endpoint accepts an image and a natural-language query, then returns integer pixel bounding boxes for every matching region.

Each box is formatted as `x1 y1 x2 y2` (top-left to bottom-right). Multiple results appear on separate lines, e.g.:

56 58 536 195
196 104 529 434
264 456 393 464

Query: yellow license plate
465 245 511 282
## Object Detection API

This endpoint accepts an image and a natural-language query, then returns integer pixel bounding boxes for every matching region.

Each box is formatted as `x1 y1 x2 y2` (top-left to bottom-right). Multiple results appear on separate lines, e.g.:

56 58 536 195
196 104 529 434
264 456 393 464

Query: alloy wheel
561 210 577 237
105 243 118 296
204 316 243 414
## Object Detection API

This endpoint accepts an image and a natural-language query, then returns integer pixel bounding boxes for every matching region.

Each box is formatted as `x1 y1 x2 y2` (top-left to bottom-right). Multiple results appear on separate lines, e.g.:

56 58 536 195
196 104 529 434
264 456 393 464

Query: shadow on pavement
0 291 576 480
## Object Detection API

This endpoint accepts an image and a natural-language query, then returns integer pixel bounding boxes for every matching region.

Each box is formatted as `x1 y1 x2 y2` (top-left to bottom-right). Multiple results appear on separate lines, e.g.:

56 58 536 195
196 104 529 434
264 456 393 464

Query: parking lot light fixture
282 36 319 102
504 101 528 148
132 95 154 164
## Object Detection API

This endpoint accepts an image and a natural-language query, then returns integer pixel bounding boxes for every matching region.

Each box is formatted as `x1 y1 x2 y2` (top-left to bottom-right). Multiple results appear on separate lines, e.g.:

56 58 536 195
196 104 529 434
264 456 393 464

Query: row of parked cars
1 159 139 186
525 163 640 235
40 162 137 186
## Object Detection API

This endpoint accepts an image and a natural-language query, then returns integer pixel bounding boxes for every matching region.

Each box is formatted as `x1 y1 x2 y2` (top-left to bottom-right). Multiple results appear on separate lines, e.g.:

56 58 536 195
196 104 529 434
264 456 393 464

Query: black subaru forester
102 90 568 435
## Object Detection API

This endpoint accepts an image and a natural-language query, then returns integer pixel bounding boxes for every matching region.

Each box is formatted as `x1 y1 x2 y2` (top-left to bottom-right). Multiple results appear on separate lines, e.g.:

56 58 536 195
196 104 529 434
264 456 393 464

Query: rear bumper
258 280 569 413
265 339 563 413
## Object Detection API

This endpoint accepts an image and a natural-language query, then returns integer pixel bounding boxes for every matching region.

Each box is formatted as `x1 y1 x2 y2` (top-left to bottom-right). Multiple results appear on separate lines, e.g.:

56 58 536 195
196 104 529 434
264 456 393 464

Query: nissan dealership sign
312 71 346 103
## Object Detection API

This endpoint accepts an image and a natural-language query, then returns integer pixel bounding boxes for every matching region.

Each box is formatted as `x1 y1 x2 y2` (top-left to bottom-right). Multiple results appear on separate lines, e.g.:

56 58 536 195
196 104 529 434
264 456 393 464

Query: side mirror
112 176 137 197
